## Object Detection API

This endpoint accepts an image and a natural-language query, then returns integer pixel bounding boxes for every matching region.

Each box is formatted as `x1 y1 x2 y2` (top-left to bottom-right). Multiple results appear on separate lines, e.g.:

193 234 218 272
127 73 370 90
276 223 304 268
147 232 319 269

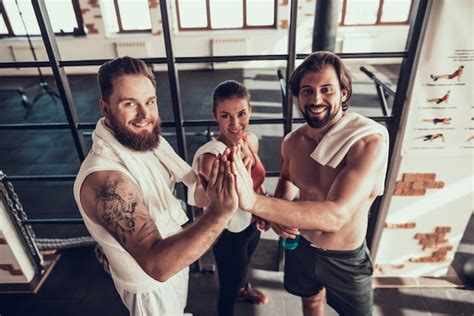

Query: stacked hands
202 146 299 239
200 146 255 216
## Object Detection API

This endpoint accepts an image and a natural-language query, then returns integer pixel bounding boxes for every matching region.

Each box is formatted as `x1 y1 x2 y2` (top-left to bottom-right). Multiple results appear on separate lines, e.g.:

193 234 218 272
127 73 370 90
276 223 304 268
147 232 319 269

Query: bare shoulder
347 134 386 166
287 125 308 142
81 170 138 200
245 132 259 150
82 169 132 187
282 125 306 151
351 133 384 152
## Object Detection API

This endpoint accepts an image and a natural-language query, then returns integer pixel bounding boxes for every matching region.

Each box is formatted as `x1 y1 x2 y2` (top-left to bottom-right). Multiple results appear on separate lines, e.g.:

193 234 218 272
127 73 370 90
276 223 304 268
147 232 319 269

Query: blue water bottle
280 234 300 250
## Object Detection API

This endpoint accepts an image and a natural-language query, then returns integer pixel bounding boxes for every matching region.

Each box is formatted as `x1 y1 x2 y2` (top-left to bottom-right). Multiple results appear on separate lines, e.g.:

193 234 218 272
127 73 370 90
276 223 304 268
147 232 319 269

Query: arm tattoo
135 218 157 243
95 176 139 245
95 176 160 247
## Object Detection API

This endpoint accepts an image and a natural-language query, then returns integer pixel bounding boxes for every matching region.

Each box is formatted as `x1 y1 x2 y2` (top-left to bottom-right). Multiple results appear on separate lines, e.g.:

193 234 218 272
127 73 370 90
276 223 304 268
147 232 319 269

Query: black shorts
284 237 373 316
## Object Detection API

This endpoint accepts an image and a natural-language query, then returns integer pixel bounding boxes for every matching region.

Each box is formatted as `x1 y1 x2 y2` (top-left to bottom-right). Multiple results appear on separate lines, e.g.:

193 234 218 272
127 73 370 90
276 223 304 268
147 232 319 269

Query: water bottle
280 234 300 250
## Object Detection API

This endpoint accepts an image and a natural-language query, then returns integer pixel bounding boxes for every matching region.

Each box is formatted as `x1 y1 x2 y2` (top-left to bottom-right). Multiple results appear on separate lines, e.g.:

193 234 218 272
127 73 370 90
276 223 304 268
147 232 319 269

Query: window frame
175 0 277 31
339 0 414 27
113 0 152 34
0 0 84 38
0 2 15 37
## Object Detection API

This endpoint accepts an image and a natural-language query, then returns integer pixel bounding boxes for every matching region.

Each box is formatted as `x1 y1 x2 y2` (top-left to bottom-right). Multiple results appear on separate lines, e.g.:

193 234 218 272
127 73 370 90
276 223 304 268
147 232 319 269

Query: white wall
0 191 37 284
0 0 409 76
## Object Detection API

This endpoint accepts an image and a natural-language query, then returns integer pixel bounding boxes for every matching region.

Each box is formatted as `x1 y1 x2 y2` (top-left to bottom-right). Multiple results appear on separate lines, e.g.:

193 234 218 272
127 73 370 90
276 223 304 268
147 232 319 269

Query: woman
192 80 269 315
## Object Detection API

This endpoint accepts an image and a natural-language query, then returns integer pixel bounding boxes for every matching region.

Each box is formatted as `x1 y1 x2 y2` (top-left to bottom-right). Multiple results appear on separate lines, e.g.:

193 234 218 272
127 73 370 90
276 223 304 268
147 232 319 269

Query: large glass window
339 0 413 26
1 0 83 36
177 0 207 29
209 0 243 29
101 0 152 34
247 0 275 26
380 0 412 23
0 5 11 36
176 0 276 31
344 0 379 25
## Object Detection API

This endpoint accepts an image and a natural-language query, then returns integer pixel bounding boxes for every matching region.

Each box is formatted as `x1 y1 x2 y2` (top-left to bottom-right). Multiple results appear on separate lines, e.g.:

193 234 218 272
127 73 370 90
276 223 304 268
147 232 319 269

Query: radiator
114 41 149 58
211 37 247 56
9 43 46 62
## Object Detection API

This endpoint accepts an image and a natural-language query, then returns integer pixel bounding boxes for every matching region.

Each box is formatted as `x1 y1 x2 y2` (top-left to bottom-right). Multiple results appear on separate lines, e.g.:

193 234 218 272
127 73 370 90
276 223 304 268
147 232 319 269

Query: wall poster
374 0 474 278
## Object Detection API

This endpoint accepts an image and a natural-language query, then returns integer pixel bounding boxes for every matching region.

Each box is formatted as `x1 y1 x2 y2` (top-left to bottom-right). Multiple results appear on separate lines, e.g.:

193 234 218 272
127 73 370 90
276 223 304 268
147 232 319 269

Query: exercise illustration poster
374 0 474 278
402 3 473 156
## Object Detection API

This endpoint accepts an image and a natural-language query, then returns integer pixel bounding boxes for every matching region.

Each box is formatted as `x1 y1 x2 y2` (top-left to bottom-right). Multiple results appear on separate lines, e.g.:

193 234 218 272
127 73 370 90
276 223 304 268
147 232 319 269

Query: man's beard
109 115 161 151
302 102 341 129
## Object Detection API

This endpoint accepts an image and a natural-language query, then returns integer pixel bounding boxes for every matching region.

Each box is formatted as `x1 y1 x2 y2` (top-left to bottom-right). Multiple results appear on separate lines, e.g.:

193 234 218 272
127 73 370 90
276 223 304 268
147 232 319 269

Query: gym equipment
14 0 60 119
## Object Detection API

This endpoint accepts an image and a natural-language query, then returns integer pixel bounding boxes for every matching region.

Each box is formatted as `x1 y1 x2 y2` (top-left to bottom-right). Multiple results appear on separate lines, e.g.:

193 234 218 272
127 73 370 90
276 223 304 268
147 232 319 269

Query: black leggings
212 222 261 316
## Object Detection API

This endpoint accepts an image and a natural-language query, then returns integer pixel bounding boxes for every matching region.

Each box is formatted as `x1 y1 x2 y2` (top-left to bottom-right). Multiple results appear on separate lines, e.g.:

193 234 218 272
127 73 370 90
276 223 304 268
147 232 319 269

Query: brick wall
393 173 445 196
410 226 453 263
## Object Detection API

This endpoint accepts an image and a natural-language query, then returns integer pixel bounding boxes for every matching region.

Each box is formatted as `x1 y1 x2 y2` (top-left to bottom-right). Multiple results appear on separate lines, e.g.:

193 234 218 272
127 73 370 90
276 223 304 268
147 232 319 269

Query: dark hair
212 80 251 113
97 56 156 102
289 51 352 111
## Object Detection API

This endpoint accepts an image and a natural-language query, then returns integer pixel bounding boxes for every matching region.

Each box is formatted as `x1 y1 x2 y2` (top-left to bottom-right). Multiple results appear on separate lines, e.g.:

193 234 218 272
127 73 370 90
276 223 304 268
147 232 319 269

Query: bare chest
287 142 345 199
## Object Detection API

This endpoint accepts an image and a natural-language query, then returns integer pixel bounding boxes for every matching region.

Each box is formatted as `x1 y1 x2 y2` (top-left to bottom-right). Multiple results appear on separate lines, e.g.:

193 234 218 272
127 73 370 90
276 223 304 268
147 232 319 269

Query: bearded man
73 57 238 316
233 51 389 316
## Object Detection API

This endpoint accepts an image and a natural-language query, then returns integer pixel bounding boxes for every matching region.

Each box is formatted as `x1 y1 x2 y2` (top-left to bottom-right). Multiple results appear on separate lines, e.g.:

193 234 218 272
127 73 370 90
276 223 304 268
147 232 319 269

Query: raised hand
230 146 257 212
242 155 252 171
206 152 238 215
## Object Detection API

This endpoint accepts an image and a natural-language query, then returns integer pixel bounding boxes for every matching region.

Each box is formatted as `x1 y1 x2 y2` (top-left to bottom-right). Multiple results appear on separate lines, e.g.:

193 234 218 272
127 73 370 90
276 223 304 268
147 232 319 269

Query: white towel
310 112 389 195
91 118 196 224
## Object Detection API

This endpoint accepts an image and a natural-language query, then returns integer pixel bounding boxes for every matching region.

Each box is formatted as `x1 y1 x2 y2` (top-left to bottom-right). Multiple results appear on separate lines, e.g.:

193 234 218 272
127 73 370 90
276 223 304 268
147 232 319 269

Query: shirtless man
232 51 388 315
73 57 237 315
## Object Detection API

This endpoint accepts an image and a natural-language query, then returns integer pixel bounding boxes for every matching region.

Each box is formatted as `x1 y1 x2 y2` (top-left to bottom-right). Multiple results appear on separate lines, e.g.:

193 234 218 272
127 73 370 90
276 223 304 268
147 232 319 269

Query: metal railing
360 66 396 116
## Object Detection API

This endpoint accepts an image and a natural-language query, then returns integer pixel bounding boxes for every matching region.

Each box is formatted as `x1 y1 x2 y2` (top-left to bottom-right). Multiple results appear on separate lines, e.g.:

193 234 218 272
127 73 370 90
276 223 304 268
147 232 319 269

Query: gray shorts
284 237 373 316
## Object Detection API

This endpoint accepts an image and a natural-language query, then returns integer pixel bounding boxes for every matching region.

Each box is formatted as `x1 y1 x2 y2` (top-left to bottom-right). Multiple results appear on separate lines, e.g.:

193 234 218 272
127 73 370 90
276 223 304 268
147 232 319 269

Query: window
339 0 413 26
176 0 276 31
0 4 13 36
0 0 83 37
380 0 413 23
101 0 152 34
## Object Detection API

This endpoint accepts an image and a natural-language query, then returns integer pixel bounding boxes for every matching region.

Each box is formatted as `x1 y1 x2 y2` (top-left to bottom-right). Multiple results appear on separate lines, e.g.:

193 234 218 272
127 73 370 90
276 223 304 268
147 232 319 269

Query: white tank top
73 151 186 292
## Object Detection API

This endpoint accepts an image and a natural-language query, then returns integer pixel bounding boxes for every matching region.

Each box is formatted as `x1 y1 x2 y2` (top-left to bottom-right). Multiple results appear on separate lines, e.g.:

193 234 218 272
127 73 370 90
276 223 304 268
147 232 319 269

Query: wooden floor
0 67 473 315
